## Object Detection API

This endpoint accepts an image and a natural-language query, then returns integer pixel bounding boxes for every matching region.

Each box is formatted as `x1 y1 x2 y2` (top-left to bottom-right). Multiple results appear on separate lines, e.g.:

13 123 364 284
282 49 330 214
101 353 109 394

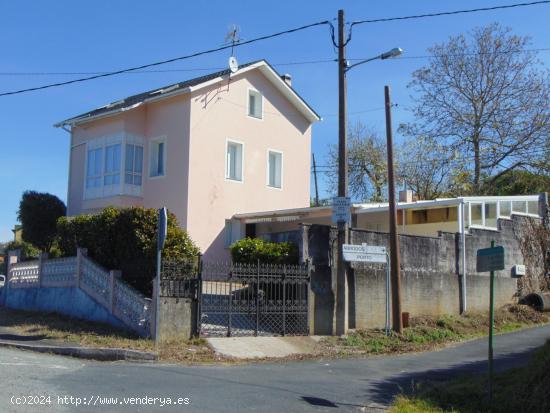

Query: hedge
230 238 298 264
57 207 199 296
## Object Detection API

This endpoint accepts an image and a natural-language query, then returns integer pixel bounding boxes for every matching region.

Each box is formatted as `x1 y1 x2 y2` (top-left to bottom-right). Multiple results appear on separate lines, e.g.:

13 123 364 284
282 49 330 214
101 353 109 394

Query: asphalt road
0 325 549 413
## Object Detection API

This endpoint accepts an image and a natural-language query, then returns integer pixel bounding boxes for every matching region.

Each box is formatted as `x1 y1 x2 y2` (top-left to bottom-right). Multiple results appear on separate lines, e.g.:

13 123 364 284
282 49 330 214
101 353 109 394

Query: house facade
56 60 320 260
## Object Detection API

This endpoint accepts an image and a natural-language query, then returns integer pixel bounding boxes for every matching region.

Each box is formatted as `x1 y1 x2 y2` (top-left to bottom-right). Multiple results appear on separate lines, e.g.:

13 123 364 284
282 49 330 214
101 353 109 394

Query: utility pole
312 153 320 207
335 8 349 335
384 85 403 334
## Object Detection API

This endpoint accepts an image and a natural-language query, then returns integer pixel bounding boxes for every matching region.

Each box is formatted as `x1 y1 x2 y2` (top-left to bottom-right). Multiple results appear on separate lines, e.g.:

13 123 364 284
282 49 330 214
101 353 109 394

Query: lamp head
381 47 403 60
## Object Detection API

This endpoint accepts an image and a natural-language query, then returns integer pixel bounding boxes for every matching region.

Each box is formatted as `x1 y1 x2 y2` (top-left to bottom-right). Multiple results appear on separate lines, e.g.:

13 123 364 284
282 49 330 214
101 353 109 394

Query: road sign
157 207 168 250
332 196 351 224
476 246 505 272
343 244 387 263
362 243 386 255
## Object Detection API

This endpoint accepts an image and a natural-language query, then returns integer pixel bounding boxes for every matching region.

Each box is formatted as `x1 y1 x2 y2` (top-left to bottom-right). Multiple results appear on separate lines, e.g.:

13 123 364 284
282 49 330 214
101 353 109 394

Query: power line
0 20 330 97
0 59 337 77
350 1 550 26
5 46 550 78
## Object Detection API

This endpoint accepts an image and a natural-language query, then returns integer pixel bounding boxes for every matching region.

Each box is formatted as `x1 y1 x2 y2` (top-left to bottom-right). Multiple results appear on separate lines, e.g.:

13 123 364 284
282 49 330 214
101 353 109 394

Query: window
84 136 144 200
527 200 539 215
267 150 282 188
470 203 483 226
499 201 511 217
226 141 243 181
86 148 103 188
150 139 166 178
125 144 143 185
104 144 121 186
485 202 497 228
248 89 263 119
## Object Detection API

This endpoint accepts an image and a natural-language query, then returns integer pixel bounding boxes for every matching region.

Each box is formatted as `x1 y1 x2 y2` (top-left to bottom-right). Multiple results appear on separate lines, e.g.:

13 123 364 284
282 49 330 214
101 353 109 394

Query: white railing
6 250 152 337
9 261 40 288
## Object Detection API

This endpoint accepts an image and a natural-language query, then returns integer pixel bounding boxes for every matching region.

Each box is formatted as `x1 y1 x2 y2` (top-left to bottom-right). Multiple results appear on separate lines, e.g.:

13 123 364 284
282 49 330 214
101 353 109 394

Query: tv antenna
225 24 240 73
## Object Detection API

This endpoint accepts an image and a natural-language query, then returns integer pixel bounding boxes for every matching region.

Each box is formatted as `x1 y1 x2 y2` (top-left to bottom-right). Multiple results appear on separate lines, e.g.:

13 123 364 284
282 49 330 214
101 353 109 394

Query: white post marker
342 243 391 335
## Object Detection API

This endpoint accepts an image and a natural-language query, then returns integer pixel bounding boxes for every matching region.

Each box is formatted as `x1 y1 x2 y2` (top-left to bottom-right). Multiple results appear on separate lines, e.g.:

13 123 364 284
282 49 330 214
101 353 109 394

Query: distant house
55 60 320 260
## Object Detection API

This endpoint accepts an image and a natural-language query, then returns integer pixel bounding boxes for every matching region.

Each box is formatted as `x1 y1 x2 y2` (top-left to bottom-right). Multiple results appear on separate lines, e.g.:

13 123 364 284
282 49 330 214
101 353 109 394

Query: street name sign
343 244 386 263
332 196 351 224
476 246 505 273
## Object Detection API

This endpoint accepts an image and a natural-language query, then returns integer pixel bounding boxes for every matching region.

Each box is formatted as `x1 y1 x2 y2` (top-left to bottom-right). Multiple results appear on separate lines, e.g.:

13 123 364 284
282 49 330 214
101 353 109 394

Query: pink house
55 60 320 260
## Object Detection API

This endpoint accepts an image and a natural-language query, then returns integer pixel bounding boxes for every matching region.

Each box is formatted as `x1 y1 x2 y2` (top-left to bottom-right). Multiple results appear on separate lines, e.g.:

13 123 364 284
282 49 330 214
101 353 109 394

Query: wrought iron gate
198 261 310 337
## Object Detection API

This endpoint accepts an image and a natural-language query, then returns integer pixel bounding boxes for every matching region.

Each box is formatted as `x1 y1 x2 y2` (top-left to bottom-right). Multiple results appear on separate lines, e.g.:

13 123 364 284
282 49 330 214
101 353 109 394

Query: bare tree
398 136 458 199
328 122 388 202
400 23 550 193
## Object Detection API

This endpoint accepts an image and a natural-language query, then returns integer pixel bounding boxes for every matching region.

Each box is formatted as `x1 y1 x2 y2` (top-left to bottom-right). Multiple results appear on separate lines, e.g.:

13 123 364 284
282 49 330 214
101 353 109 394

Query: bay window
84 135 144 199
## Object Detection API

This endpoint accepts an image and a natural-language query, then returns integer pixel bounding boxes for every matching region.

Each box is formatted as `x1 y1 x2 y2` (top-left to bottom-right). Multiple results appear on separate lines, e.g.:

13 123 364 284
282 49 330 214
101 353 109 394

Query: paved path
0 325 548 413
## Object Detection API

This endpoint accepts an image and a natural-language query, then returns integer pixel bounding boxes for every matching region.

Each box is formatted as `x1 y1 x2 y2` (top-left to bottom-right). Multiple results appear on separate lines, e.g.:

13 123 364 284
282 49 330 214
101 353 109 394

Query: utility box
512 264 526 278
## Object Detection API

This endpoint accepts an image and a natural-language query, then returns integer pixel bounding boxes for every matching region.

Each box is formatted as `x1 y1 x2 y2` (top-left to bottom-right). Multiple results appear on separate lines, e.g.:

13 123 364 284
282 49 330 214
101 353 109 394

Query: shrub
230 238 298 264
17 191 66 253
1 240 41 273
57 207 199 296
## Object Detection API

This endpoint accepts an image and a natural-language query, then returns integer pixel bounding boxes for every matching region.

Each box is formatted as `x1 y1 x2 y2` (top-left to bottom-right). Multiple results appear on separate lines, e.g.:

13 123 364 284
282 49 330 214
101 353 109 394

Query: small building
227 192 543 243
55 60 320 260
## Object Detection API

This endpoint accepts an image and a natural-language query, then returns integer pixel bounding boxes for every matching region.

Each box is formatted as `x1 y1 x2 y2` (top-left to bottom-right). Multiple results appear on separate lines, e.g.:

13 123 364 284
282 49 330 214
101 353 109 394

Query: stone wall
302 214 542 332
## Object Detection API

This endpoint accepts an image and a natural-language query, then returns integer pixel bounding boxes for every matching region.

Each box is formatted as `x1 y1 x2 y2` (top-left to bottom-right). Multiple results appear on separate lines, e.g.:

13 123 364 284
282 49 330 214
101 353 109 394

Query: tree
400 23 550 193
483 170 550 195
17 191 66 252
398 136 458 199
329 122 388 202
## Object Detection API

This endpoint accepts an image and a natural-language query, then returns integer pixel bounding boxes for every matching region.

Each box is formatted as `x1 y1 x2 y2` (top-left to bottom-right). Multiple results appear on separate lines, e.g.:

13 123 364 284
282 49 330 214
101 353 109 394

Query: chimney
398 190 413 203
281 74 292 87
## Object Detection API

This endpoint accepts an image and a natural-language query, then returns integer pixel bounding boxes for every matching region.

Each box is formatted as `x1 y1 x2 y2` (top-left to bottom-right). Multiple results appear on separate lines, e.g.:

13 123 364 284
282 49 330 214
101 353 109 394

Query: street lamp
335 8 403 336
345 47 403 72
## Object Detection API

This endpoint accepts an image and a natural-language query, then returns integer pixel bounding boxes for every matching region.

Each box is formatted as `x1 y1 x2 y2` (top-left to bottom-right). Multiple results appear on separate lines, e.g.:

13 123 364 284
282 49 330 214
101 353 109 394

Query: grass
0 306 217 363
390 338 550 413
0 304 547 365
320 304 549 357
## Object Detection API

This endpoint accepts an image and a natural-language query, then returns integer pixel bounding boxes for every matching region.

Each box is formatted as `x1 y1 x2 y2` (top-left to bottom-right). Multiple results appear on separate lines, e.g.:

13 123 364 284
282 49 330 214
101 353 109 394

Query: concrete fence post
75 248 88 287
109 270 121 314
3 250 21 305
38 252 48 288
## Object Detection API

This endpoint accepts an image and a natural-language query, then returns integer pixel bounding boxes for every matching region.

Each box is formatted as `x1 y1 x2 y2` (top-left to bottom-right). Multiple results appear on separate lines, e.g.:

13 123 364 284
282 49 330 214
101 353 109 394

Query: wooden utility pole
384 85 403 334
335 8 349 335
312 153 320 207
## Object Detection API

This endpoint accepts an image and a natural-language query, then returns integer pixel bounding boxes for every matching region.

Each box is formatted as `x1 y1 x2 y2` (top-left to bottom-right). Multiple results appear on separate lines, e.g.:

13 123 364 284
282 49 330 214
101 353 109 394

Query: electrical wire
0 20 330 97
4 46 550 78
350 1 550 26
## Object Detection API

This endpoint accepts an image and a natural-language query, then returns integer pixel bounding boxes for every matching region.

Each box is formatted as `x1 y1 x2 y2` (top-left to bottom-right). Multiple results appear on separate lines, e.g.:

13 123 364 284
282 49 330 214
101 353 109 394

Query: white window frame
225 139 244 183
83 134 144 200
266 148 283 190
247 88 264 120
149 136 167 179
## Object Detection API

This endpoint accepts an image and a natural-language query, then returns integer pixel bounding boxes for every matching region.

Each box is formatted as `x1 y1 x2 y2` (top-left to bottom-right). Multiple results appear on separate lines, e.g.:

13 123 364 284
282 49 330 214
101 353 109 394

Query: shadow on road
365 346 538 405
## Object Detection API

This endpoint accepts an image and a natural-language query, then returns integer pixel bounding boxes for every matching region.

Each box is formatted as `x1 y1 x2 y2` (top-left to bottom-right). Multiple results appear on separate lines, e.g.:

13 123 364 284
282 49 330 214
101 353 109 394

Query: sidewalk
0 310 157 362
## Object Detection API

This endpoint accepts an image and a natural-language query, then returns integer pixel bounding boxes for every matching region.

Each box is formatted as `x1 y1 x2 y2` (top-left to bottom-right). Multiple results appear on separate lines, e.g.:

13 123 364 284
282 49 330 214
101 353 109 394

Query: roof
232 194 542 221
54 60 320 127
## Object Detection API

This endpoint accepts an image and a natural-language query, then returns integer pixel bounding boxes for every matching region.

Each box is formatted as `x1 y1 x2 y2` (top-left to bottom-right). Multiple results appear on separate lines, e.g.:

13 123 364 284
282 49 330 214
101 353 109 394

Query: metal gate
198 261 310 337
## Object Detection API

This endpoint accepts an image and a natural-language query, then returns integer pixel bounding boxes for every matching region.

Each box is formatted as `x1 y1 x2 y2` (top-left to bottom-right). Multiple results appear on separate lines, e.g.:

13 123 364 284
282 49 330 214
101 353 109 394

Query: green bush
230 238 298 264
56 207 199 296
1 240 41 273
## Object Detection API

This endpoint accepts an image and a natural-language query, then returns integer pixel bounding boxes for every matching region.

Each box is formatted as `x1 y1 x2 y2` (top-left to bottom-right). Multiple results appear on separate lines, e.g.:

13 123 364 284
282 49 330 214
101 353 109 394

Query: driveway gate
199 261 310 337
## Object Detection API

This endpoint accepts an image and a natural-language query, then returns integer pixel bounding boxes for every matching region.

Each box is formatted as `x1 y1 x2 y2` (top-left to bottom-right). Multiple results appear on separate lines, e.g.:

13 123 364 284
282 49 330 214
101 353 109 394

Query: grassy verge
319 304 549 357
390 338 550 413
0 306 217 363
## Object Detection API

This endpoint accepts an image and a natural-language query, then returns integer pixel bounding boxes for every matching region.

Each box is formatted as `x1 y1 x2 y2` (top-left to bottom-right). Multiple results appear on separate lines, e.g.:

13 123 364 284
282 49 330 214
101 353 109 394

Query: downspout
459 200 467 313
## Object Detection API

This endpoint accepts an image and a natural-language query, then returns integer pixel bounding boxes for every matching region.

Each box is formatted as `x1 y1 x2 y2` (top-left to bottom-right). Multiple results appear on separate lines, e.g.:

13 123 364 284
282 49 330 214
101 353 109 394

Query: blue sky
1 0 549 242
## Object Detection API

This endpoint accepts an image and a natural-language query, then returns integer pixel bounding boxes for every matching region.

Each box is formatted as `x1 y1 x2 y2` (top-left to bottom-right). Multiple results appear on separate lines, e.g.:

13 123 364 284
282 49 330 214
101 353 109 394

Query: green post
488 240 495 406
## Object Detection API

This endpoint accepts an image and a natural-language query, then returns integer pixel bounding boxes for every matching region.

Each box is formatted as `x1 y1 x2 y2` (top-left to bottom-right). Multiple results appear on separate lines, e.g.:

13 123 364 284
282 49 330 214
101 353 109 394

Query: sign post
476 241 505 406
155 207 168 343
342 243 391 336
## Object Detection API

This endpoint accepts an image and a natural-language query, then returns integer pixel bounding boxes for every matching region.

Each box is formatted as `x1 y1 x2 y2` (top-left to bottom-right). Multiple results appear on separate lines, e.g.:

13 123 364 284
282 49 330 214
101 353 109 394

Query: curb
0 340 158 362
